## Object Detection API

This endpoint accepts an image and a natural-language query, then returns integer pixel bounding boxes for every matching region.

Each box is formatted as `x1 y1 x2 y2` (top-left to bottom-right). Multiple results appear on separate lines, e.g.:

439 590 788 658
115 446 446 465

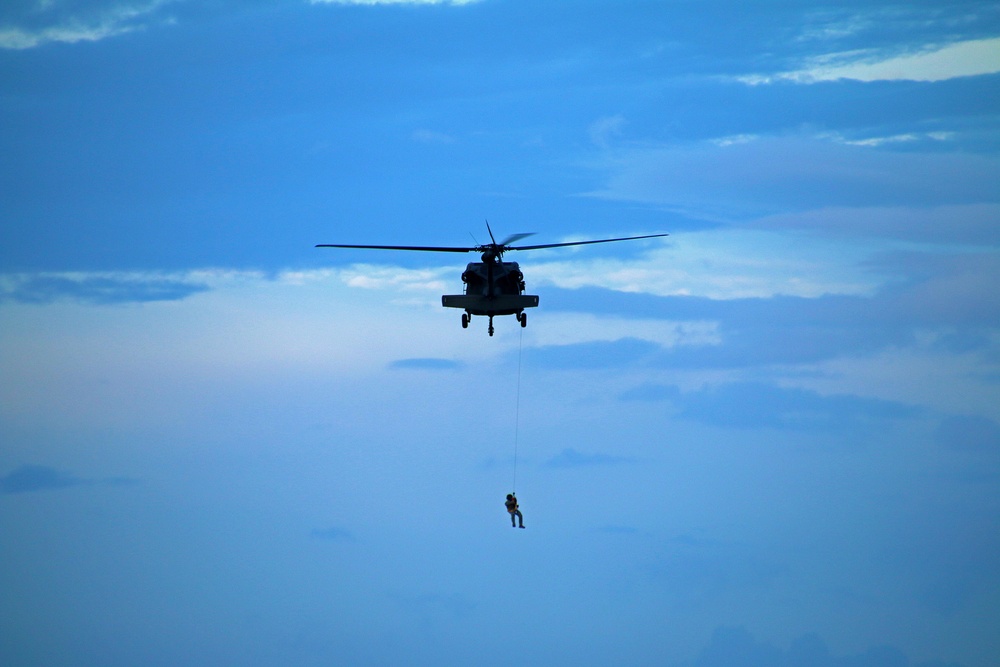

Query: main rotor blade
499 232 536 246
315 243 474 253
508 233 669 251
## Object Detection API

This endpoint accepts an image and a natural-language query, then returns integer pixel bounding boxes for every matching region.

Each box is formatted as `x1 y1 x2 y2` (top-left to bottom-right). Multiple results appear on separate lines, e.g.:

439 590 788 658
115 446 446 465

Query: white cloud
0 0 171 50
412 129 457 145
795 14 875 43
526 312 719 349
807 343 1000 419
528 230 879 300
829 131 954 148
586 134 1000 218
337 264 452 294
710 134 758 147
0 24 122 49
0 268 469 390
588 115 627 148
0 240 878 412
741 37 1000 84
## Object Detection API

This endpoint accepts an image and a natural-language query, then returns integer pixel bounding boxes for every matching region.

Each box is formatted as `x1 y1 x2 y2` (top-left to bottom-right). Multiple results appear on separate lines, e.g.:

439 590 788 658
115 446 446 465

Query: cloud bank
587 135 999 219
742 37 1000 84
0 273 209 304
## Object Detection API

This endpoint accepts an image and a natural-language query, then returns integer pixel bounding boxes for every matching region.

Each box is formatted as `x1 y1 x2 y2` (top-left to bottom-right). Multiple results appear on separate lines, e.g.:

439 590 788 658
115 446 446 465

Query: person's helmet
506 494 513 500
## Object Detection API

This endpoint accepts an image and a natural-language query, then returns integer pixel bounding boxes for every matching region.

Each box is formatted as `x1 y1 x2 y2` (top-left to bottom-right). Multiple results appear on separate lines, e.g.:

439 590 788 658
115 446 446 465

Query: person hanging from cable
505 493 524 528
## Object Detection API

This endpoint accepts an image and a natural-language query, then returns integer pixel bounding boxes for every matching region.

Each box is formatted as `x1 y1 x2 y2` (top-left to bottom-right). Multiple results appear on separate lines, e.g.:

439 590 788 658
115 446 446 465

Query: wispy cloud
310 526 355 542
741 37 1000 84
618 382 680 402
411 129 457 144
542 249 1000 372
529 237 877 301
526 338 661 370
0 465 138 494
339 264 452 293
0 465 81 494
588 114 627 149
837 131 955 147
752 204 1000 246
0 272 209 304
525 312 720 351
587 135 1000 218
0 0 172 50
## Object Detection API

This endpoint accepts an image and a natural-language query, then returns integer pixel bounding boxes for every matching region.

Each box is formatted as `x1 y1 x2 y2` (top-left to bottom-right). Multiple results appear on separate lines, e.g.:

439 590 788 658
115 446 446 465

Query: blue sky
1 1 999 665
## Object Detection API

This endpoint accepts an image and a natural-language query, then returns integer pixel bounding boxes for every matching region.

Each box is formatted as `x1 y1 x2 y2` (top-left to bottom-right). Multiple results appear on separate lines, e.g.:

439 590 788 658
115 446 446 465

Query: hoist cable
512 325 524 494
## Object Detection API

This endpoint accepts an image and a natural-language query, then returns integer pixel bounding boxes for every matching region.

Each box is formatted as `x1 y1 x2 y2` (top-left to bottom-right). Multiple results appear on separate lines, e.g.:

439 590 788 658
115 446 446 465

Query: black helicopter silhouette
317 225 668 336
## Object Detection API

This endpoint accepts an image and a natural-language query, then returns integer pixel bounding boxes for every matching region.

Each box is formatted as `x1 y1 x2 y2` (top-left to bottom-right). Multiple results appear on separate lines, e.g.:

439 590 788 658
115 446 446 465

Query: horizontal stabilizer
442 294 539 313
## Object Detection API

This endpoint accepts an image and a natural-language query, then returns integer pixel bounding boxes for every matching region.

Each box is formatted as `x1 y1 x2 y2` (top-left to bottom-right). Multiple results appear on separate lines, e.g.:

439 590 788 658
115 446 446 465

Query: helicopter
316 225 668 336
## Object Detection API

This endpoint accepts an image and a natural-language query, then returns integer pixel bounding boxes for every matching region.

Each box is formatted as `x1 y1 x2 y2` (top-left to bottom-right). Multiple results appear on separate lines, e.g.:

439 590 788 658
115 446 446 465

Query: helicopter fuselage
442 259 539 321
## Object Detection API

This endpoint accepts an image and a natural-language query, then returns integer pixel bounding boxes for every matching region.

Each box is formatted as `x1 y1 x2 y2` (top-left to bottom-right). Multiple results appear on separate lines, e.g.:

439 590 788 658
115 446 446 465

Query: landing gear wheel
461 313 469 329
519 312 527 328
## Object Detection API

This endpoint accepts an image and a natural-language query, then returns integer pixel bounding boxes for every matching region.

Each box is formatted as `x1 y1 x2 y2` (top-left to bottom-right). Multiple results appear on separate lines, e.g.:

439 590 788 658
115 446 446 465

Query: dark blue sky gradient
2 2 998 665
